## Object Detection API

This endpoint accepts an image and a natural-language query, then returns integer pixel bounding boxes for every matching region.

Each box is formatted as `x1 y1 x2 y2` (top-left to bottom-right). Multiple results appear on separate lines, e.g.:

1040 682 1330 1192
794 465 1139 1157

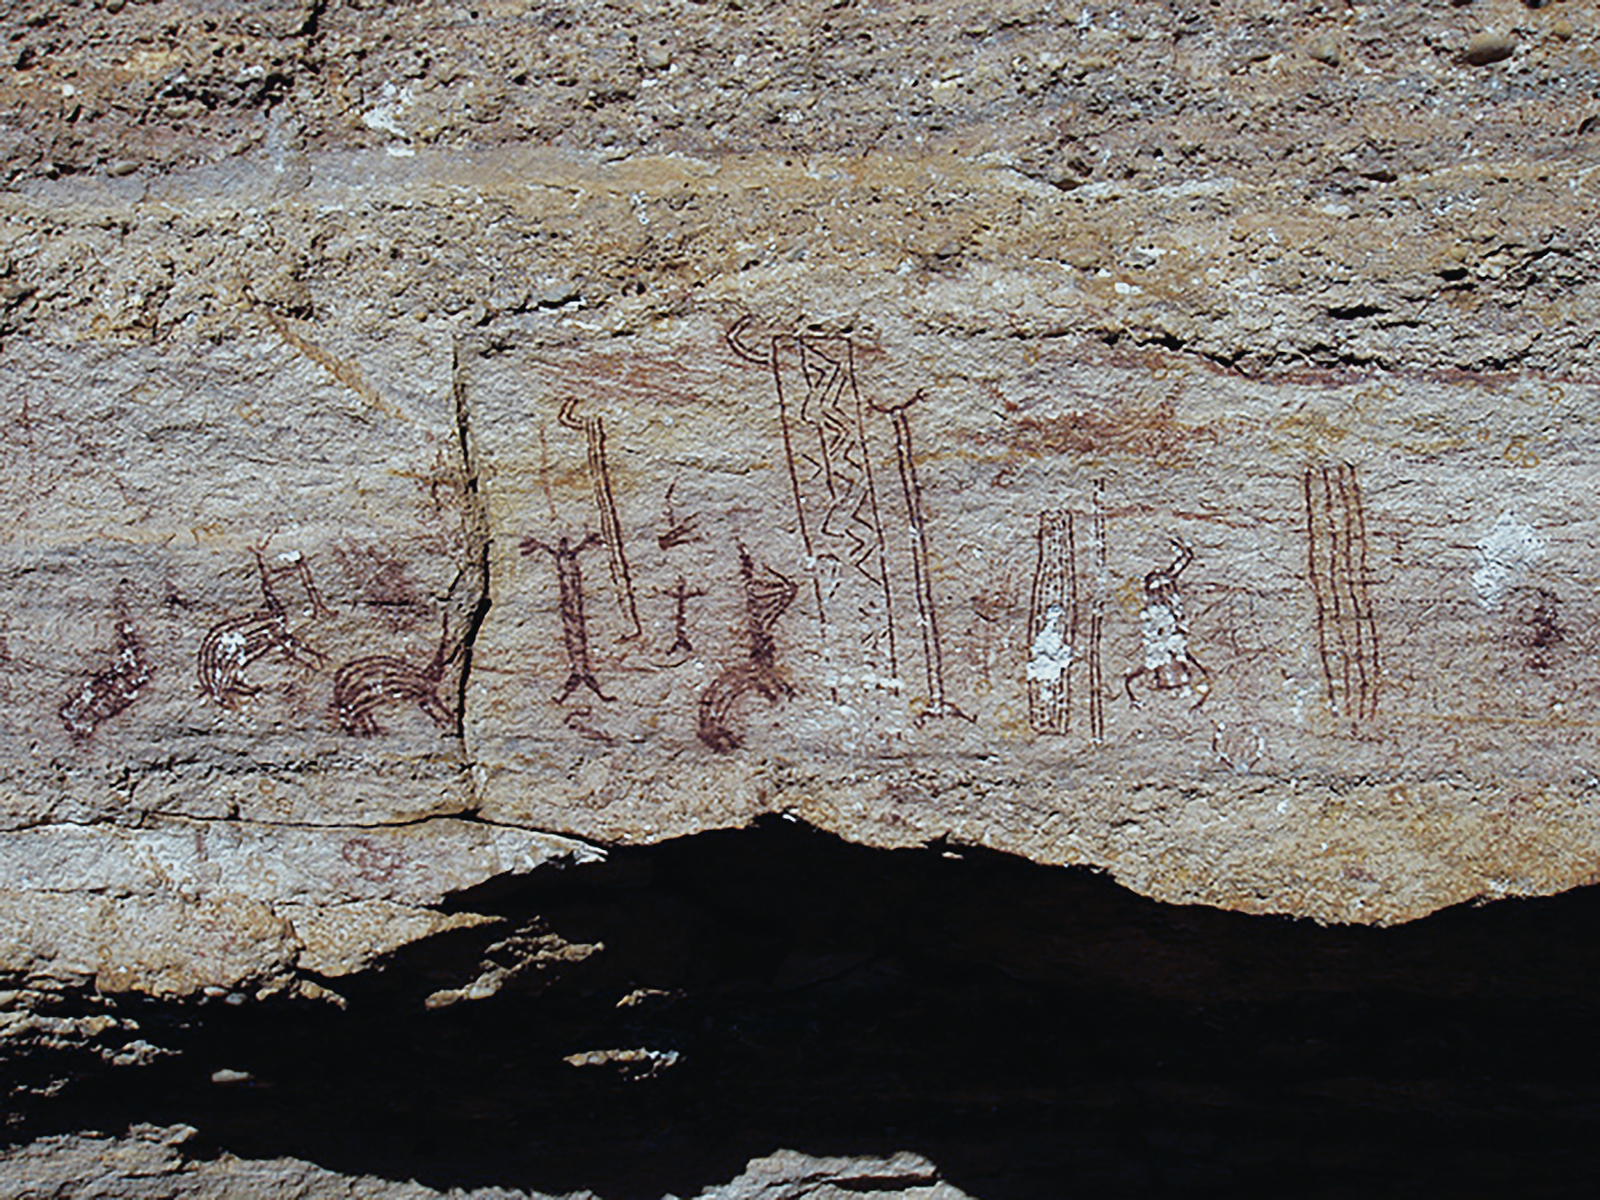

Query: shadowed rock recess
4 0 1600 1193
10 821 1600 1198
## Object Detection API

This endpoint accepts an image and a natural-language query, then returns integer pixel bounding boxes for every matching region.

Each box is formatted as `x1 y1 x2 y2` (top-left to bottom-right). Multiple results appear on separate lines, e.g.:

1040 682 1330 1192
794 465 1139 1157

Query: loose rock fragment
1305 35 1342 66
1462 32 1517 64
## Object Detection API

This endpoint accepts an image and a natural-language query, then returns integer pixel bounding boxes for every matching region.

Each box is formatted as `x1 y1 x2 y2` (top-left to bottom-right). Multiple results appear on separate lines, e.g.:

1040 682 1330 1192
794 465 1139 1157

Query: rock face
2 0 1599 1188
465 320 1600 926
0 1125 967 1199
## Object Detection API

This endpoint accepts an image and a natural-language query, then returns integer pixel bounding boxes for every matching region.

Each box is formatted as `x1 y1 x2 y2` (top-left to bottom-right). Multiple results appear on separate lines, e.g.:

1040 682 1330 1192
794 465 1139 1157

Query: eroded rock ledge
3 1127 964 1200
3 0 1599 1191
7 823 1600 1198
6 3 1600 1010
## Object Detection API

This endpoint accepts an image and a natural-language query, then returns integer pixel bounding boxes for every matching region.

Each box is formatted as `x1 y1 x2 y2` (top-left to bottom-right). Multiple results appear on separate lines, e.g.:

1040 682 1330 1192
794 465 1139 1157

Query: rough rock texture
0 1124 965 1199
2 0 1599 1191
4 0 1599 996
10 825 1600 1198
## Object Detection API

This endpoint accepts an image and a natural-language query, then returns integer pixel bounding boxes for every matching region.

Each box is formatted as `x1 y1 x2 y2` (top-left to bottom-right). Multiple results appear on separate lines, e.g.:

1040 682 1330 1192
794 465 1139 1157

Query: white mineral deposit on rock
1026 603 1072 684
1473 512 1547 611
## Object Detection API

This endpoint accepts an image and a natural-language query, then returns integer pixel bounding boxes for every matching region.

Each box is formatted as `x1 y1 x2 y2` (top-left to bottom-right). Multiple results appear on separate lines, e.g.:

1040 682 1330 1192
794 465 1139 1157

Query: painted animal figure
1124 538 1211 709
333 615 461 736
198 549 330 709
59 597 151 740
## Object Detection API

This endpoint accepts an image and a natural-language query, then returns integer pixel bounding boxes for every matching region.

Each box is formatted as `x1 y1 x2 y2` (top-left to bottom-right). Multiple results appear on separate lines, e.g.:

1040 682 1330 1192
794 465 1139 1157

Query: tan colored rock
0 1126 968 1199
1462 31 1518 66
463 310 1600 924
0 0 1598 1006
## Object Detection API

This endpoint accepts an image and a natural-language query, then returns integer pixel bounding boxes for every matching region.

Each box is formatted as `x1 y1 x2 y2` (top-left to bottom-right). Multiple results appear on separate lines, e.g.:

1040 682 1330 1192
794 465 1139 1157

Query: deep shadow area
11 816 1600 1199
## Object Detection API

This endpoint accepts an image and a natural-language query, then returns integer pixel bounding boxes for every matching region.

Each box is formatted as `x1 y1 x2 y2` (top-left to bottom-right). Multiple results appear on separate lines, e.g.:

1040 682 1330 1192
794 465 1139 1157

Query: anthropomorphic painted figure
1124 539 1211 709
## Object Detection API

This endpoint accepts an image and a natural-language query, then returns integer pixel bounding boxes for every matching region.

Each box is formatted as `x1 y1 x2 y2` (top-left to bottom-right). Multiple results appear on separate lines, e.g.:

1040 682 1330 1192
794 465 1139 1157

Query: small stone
210 1068 254 1085
538 280 579 307
1462 32 1516 65
641 40 673 72
616 987 675 1008
294 981 347 1008
1305 35 1342 66
106 160 138 178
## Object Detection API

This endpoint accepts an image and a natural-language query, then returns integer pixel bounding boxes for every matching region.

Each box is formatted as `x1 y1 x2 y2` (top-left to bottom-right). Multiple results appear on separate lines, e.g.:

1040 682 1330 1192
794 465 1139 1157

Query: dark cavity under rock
8 817 1600 1199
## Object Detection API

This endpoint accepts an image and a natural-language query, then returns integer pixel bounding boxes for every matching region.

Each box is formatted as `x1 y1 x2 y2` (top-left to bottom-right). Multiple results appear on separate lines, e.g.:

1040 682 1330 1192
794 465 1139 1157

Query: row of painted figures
50 465 1370 754
58 550 460 743
54 537 797 753
49 354 1389 753
42 322 1578 756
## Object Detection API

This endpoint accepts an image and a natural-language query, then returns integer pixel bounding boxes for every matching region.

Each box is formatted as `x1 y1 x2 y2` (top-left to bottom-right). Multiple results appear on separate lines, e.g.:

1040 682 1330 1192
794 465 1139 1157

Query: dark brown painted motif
58 588 151 740
198 549 331 710
559 397 642 643
332 614 462 736
1027 510 1077 736
728 318 899 690
521 533 615 704
1302 463 1379 729
1124 538 1211 710
698 547 799 753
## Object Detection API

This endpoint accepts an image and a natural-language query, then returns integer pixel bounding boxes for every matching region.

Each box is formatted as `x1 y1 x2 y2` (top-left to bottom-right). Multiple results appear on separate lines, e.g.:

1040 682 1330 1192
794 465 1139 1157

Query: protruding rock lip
9 818 1600 1198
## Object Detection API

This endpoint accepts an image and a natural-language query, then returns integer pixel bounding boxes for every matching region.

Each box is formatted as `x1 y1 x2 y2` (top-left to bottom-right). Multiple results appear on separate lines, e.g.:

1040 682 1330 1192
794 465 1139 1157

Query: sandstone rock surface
1 0 1597 1037
0 1125 967 1199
